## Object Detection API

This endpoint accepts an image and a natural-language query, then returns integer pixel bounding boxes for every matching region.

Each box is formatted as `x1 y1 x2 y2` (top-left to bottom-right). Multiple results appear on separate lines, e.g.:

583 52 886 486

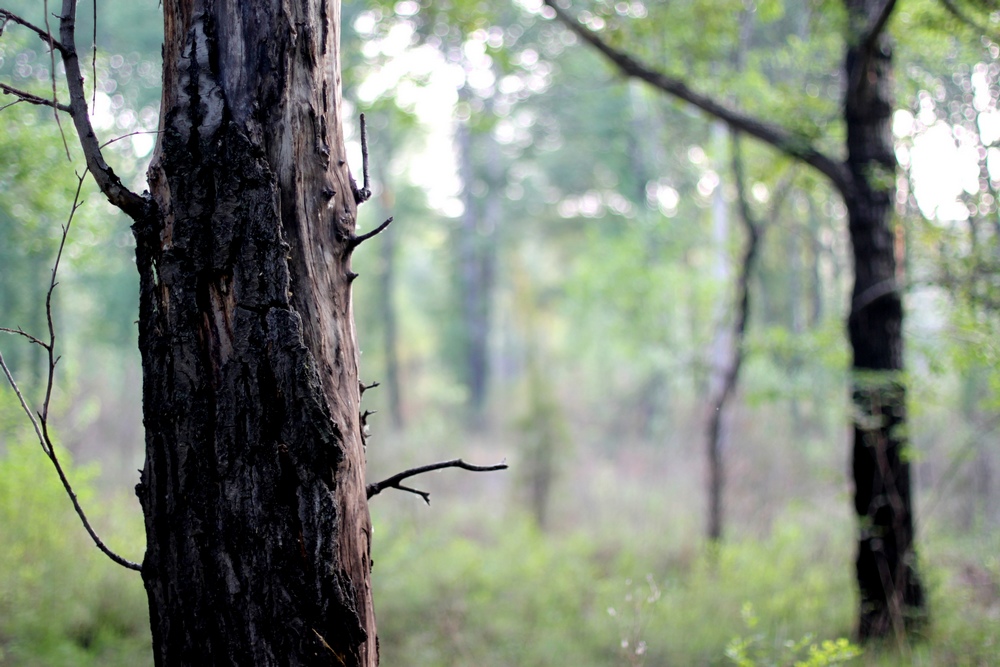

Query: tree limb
860 0 898 53
0 9 67 53
367 458 508 504
0 82 71 112
354 113 372 204
349 216 394 250
0 173 141 572
939 0 1000 43
58 0 149 220
540 0 851 196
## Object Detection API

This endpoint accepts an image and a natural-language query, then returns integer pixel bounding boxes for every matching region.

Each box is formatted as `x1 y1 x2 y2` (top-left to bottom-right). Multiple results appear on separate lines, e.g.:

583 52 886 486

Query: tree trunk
376 174 403 430
844 0 924 638
133 1 376 664
456 112 497 429
542 0 926 642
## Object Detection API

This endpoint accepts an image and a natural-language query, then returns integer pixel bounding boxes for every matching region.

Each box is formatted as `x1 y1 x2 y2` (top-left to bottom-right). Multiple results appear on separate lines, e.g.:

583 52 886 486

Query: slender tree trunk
456 111 497 429
844 0 924 638
375 169 403 430
133 2 376 664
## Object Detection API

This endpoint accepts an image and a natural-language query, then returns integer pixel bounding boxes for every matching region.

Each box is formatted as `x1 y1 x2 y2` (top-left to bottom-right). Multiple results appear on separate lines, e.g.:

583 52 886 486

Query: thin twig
0 82 72 112
0 327 49 349
0 98 25 112
0 172 141 572
0 354 48 455
91 0 96 108
99 128 164 149
348 216 393 250
0 9 67 52
44 0 72 161
59 0 149 219
358 113 372 203
367 458 508 504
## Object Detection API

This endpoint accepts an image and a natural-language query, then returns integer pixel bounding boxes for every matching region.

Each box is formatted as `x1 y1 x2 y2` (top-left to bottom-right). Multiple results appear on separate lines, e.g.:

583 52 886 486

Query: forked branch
57 0 148 219
0 173 141 573
349 216 394 249
540 0 851 196
0 81 71 111
367 458 509 504
0 9 66 52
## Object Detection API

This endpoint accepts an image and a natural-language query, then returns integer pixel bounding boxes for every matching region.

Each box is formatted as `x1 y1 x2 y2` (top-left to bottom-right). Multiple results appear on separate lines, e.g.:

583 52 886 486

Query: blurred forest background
1 0 999 665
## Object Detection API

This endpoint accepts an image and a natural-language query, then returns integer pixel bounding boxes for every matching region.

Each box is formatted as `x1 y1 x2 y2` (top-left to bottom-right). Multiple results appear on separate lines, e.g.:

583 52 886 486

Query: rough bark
132 1 376 664
844 0 924 638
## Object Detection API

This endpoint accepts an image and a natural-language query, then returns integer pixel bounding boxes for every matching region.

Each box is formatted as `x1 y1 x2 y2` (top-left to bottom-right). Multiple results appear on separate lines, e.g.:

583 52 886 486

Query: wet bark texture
132 1 376 664
844 0 924 639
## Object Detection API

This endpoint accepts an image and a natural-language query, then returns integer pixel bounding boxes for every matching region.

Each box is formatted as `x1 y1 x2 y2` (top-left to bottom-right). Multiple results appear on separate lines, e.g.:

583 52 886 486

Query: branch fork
0 173 141 572
367 458 509 505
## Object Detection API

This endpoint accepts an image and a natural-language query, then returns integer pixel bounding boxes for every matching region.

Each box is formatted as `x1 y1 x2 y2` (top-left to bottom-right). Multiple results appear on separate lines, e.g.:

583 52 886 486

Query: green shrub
0 437 150 666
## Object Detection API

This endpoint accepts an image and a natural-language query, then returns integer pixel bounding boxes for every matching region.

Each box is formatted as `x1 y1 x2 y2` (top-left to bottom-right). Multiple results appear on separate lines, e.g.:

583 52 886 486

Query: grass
0 435 997 666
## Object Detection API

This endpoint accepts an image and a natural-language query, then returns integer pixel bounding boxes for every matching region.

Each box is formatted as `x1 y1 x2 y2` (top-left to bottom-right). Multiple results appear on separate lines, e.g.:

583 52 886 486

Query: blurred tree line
2 0 1000 663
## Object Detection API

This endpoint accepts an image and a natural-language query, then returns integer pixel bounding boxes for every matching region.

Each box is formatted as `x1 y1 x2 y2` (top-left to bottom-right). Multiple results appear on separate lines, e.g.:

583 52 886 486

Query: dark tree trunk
844 0 924 639
132 1 376 664
543 0 926 642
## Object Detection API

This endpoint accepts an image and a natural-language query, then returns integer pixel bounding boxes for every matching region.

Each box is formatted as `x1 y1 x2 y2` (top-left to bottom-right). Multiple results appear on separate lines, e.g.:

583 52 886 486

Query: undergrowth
0 437 997 666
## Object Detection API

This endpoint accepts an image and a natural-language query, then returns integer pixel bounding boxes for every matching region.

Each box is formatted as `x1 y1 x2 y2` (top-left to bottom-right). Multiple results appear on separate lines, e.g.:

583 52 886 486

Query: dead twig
348 216 393 250
356 113 372 203
367 458 508 504
0 82 71 112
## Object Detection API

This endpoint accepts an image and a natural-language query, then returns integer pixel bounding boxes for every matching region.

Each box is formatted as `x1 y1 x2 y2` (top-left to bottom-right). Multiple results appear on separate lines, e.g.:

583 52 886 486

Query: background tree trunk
456 112 498 430
844 0 924 638
133 1 376 664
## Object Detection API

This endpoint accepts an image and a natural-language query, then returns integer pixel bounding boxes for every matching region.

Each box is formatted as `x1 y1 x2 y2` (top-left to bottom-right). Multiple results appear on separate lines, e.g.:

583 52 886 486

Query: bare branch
58 0 149 220
90 0 96 108
860 0 898 52
0 326 49 348
0 82 71 112
0 98 25 112
0 9 67 53
0 172 141 572
99 129 164 149
541 0 851 196
44 0 72 161
0 353 48 454
356 113 372 204
348 216 393 250
367 458 508 504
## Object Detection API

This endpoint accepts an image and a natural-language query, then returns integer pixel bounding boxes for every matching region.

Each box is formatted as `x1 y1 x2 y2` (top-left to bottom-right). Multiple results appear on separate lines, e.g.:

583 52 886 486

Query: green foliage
726 603 862 667
0 438 149 666
369 504 1000 666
